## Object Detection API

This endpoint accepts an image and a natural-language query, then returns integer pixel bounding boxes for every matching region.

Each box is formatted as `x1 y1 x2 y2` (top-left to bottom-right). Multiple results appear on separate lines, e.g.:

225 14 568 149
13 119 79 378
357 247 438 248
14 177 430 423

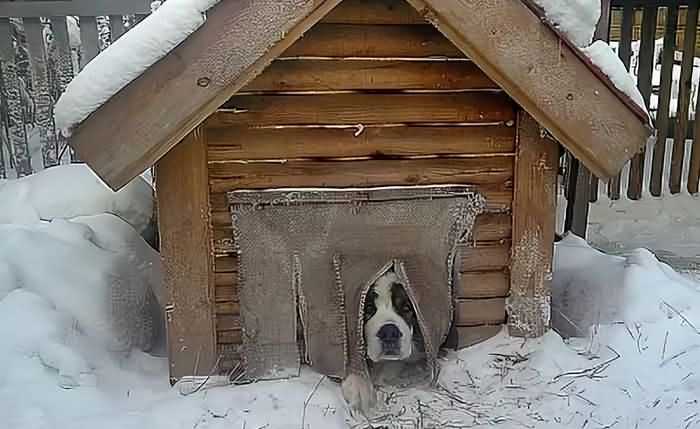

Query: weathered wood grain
70 0 343 190
242 59 496 92
457 271 510 299
206 124 515 160
458 241 510 272
406 0 651 179
322 0 424 25
455 298 506 326
155 127 216 381
220 93 515 126
453 324 502 348
507 112 558 338
283 23 464 58
208 157 513 192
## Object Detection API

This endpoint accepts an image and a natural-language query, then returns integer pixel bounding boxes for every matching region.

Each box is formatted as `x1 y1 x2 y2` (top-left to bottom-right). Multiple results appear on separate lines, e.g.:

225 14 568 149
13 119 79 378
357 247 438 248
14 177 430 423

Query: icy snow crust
532 0 601 48
54 0 220 133
2 165 700 428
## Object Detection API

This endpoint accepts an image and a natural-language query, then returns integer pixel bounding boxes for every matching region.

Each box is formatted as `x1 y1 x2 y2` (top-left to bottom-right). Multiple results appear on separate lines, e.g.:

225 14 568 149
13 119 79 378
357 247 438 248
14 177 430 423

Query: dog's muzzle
377 323 402 356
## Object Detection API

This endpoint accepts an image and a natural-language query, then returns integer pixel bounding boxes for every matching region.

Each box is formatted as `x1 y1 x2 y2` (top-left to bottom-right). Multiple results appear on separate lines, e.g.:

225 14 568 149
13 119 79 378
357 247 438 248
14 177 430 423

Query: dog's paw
341 373 376 416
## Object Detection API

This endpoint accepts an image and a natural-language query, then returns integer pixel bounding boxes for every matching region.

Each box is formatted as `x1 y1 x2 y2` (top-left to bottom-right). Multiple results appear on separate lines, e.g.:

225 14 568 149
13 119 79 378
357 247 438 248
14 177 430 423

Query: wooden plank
207 124 516 160
609 5 635 200
217 329 242 344
588 0 612 202
155 127 216 381
457 271 509 299
689 86 700 194
215 301 240 315
650 6 679 197
322 0 424 25
214 255 238 272
453 325 502 349
79 16 99 69
564 155 590 237
216 315 241 331
283 24 464 58
208 157 514 192
69 0 343 191
472 213 512 242
458 242 510 272
671 4 699 194
221 93 514 126
508 111 558 338
407 0 651 180
0 0 152 17
109 15 126 42
215 273 236 288
455 298 506 326
242 59 497 92
25 17 59 169
627 6 657 200
49 16 75 162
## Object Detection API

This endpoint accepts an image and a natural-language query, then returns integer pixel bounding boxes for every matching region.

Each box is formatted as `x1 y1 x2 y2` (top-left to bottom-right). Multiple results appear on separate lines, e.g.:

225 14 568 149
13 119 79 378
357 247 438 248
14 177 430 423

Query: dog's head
363 270 418 362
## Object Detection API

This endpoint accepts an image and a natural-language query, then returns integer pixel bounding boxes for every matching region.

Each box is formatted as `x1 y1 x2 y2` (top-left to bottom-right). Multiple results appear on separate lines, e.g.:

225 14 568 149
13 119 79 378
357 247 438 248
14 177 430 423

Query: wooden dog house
62 0 652 382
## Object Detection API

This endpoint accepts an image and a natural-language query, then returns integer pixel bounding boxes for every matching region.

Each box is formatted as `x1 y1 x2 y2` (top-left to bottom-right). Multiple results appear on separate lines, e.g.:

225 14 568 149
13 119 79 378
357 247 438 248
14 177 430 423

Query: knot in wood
196 77 211 88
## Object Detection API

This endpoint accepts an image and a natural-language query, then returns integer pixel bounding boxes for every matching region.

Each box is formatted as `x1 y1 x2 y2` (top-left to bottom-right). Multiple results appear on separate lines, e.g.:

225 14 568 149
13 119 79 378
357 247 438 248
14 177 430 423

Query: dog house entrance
228 186 484 383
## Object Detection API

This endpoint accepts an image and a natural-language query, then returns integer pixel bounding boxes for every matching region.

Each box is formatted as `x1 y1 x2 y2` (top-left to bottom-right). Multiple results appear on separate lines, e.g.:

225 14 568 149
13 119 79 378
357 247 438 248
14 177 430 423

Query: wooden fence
587 1 700 201
0 0 151 179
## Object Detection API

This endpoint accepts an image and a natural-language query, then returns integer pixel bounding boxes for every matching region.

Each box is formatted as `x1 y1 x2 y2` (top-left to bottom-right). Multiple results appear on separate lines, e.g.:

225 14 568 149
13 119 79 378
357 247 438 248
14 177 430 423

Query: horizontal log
215 272 236 288
214 255 238 272
211 213 511 254
217 329 242 344
472 213 511 242
283 24 464 58
242 59 497 92
458 242 510 272
454 325 503 349
217 315 241 331
457 271 510 299
207 124 515 160
209 157 513 192
220 93 515 126
210 185 513 216
215 284 237 301
322 0 425 25
215 301 240 315
455 298 506 326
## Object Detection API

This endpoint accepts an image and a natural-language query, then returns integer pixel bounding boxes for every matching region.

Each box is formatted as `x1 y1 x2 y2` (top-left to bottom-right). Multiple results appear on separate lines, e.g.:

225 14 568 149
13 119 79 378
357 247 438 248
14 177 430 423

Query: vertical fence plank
589 0 613 204
25 17 59 169
670 4 699 194
109 15 126 42
609 5 635 200
689 92 700 194
79 16 99 69
628 6 657 200
0 18 33 177
650 6 679 197
50 16 76 163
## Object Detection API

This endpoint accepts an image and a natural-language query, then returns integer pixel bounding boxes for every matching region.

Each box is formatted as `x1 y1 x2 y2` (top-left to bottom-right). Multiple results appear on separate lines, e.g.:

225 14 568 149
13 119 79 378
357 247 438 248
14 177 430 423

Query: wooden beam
220 93 515 126
208 157 513 192
321 0 424 25
407 0 651 179
69 0 343 191
242 59 497 92
206 124 516 160
0 0 151 17
155 127 216 382
508 111 558 338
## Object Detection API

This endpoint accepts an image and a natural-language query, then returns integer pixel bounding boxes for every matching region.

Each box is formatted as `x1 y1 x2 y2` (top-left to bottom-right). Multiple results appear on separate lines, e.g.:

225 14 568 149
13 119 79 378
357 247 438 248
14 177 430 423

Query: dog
341 269 424 415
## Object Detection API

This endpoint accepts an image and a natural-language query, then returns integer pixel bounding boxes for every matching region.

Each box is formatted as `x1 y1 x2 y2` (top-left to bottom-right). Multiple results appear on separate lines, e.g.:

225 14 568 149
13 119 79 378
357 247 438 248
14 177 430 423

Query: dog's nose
377 323 402 341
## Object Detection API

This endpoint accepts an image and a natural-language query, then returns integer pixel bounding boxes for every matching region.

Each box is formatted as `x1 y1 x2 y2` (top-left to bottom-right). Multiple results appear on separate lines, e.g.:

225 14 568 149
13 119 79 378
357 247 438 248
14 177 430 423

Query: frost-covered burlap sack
229 186 484 383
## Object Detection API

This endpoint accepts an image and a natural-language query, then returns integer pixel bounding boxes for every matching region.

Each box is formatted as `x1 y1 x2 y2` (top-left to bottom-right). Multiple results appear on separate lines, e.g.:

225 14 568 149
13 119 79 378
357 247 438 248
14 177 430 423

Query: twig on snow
301 375 326 429
661 301 700 335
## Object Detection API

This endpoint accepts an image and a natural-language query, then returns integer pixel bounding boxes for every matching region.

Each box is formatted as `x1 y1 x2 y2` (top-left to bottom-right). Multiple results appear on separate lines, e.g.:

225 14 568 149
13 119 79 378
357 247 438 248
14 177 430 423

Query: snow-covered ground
1 165 700 429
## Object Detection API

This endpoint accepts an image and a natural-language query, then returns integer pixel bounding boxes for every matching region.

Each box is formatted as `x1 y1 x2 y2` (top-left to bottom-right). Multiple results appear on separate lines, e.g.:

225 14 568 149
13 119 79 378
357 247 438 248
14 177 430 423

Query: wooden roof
68 0 653 190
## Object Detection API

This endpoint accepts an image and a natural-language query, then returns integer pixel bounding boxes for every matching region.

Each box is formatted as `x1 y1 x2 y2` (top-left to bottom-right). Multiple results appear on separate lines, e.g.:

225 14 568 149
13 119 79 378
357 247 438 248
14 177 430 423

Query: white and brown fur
341 269 425 414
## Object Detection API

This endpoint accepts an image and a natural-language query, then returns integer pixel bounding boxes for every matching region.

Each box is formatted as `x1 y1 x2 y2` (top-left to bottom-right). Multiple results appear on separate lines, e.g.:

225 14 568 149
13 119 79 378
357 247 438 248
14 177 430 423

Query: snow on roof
56 0 650 133
53 0 220 134
532 0 601 48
